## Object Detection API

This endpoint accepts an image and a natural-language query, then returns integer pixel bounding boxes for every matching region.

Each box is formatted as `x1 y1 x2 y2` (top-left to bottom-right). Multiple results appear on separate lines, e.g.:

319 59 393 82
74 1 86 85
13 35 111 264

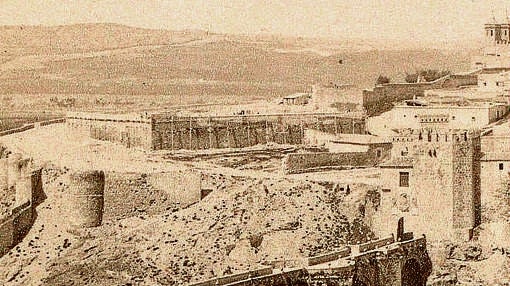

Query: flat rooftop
424 86 509 101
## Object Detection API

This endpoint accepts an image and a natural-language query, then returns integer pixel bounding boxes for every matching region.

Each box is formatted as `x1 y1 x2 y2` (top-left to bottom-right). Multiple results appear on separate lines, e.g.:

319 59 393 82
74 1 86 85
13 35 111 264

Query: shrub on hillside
376 75 391 85
405 69 451 83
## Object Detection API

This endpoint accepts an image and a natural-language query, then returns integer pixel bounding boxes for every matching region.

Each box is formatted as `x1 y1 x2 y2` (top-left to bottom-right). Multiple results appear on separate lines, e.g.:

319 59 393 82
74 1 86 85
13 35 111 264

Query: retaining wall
0 201 33 256
283 143 391 174
189 268 305 286
362 73 478 116
351 235 395 254
307 247 351 266
190 267 274 286
189 234 428 286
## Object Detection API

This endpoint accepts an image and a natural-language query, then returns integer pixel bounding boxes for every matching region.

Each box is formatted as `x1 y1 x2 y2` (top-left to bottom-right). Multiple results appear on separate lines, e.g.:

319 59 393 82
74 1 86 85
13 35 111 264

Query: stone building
473 16 510 69
390 101 508 130
281 93 310 105
480 132 510 197
310 83 363 112
374 129 481 241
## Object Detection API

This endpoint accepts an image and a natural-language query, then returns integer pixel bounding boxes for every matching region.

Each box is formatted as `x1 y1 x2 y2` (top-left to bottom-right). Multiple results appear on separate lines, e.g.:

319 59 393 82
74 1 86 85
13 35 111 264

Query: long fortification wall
0 118 65 137
66 114 152 150
151 113 366 150
67 112 366 151
362 73 478 116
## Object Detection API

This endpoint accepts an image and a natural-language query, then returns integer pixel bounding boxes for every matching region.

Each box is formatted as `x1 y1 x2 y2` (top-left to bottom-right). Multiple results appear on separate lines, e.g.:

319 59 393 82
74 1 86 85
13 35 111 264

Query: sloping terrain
0 23 472 113
40 176 374 286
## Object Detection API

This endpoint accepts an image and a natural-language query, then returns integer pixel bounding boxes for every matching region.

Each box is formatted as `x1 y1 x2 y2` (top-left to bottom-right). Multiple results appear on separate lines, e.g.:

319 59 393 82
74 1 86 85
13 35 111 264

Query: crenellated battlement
391 128 481 144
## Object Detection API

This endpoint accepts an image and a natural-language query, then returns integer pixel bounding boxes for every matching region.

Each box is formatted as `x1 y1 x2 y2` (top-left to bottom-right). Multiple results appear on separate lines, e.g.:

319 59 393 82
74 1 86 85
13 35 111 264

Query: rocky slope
40 174 374 285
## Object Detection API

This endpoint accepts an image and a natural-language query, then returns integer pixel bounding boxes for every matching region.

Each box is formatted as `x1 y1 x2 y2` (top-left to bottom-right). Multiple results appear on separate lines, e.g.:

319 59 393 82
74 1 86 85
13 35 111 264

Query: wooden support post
170 116 174 151
334 115 338 135
247 120 251 146
189 117 192 150
300 117 304 145
283 125 287 145
227 124 231 148
208 117 213 149
265 117 269 143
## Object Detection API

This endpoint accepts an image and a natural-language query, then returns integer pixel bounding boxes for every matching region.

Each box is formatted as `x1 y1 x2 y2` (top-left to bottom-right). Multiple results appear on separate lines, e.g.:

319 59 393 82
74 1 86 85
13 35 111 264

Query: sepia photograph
0 0 508 285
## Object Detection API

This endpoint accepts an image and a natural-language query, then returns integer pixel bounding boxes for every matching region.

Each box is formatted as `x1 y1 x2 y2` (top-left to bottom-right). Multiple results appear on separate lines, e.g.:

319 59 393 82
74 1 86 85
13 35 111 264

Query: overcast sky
0 0 509 41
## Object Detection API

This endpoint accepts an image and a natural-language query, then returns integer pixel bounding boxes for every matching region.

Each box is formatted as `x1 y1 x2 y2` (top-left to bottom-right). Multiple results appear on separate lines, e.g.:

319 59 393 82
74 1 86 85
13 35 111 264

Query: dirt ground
0 124 379 285
1 123 509 285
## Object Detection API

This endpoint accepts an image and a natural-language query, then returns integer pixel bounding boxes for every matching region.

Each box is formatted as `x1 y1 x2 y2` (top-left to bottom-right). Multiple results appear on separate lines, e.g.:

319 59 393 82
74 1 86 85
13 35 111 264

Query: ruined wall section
0 153 42 257
67 113 153 150
363 73 478 116
283 143 392 174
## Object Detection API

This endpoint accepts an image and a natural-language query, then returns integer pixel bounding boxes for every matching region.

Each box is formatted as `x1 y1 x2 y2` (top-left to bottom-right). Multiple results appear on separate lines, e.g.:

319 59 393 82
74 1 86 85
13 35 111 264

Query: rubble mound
42 176 374 285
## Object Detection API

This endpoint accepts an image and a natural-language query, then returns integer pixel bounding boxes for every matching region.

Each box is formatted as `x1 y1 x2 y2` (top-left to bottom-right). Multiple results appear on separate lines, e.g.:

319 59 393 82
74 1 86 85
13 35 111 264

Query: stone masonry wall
362 73 478 116
67 116 152 150
283 143 391 174
452 133 481 235
67 113 366 151
151 113 366 151
189 236 431 286
375 130 481 241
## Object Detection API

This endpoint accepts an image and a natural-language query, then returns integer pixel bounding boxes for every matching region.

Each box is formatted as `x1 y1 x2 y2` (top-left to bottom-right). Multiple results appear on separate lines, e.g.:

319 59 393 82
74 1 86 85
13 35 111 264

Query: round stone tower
66 170 105 228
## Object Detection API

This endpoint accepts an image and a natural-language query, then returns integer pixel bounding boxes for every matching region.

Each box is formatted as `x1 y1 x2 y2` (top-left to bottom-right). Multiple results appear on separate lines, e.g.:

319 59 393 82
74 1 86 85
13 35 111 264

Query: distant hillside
0 23 475 106
0 23 209 56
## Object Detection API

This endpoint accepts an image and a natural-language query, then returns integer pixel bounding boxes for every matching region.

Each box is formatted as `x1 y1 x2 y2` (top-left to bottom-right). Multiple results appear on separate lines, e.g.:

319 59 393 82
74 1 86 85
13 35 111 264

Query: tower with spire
474 10 510 69
485 10 510 45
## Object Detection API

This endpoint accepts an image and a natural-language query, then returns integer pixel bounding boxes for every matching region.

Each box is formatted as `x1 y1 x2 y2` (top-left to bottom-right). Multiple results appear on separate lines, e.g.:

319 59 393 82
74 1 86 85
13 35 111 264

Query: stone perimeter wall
362 73 479 116
0 168 43 257
0 120 62 257
282 143 391 174
151 113 366 151
67 112 366 151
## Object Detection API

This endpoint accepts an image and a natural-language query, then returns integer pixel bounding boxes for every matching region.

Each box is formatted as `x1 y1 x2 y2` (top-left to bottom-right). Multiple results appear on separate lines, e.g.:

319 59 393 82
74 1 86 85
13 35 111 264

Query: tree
405 69 451 83
376 75 391 85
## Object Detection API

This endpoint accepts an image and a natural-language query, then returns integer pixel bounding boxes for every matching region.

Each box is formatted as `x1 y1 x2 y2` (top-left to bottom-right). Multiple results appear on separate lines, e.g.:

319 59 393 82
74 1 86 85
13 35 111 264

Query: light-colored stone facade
374 129 481 241
391 103 509 130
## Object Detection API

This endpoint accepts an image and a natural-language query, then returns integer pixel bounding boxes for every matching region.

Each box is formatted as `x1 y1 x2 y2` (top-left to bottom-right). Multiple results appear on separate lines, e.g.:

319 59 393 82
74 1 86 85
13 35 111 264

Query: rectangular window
499 163 504 170
399 172 410 187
